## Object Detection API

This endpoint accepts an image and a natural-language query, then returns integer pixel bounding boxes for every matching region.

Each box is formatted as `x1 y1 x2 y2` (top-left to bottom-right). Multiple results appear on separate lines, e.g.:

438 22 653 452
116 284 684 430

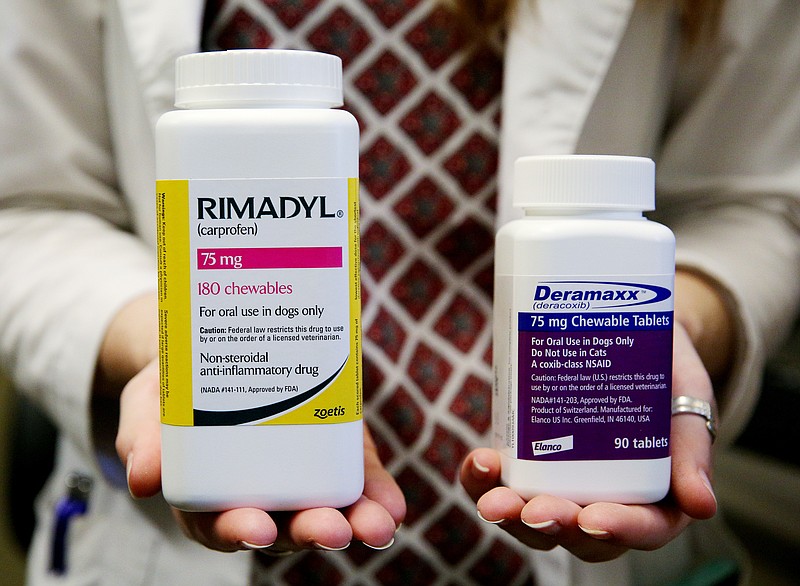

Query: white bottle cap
175 49 343 109
513 155 655 211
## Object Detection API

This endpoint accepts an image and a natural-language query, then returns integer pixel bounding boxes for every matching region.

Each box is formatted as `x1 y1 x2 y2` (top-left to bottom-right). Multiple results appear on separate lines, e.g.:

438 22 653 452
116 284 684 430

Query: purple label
517 311 672 461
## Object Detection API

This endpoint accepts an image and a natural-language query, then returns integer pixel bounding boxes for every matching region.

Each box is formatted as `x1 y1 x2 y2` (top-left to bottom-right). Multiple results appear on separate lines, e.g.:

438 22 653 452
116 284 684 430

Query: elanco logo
533 281 671 309
198 195 340 220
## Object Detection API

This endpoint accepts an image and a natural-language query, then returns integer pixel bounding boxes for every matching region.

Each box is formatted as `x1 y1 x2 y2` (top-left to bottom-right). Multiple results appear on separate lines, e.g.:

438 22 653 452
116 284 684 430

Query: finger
282 507 353 551
670 324 718 520
345 496 398 549
115 359 162 498
522 496 629 563
476 488 558 552
173 508 279 552
476 486 524 524
576 501 688 552
363 425 406 526
460 448 502 503
669 412 717 519
519 493 581 535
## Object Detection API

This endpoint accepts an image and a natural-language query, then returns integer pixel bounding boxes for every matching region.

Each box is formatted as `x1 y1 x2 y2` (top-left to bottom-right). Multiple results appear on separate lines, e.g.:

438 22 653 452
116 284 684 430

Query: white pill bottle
493 155 674 504
156 49 363 511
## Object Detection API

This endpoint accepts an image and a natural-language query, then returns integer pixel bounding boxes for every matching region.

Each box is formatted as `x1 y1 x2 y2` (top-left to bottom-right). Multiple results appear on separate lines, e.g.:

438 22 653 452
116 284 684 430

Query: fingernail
125 455 136 499
313 542 350 551
363 536 395 551
578 525 612 539
522 519 559 535
472 458 491 475
240 540 276 550
476 509 506 525
699 468 717 506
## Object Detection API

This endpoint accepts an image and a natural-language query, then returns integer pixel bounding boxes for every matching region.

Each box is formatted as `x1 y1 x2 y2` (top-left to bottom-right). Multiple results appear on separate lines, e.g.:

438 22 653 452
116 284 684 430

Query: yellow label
157 180 194 425
157 177 362 427
270 178 362 424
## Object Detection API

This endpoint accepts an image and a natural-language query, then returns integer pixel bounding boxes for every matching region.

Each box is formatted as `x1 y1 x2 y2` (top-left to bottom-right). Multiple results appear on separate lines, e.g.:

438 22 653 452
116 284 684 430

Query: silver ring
671 396 716 443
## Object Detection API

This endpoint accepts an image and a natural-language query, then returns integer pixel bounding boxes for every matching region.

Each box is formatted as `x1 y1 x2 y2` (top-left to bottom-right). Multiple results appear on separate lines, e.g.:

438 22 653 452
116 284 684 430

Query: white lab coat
1 0 798 583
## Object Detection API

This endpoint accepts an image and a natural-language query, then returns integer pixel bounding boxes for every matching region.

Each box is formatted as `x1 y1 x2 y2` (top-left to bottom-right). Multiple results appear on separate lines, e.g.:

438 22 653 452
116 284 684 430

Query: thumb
115 359 162 499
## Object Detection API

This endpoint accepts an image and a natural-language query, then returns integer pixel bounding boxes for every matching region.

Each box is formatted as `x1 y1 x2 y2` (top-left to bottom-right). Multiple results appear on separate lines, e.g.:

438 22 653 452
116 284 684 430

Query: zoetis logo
314 406 346 419
533 281 671 310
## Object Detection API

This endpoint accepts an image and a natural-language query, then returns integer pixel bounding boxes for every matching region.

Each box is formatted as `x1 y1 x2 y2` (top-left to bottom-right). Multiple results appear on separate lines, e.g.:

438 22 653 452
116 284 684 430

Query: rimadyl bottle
156 49 363 511
493 155 674 504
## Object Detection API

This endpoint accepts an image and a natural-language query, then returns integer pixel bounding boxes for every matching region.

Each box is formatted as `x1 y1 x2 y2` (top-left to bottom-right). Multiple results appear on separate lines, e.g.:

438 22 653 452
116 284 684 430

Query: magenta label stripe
197 247 342 270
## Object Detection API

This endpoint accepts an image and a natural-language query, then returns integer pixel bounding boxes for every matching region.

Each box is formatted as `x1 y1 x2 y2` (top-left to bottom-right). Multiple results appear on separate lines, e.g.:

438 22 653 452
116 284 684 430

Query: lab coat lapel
498 0 636 225
113 0 205 127
104 0 205 245
576 1 678 158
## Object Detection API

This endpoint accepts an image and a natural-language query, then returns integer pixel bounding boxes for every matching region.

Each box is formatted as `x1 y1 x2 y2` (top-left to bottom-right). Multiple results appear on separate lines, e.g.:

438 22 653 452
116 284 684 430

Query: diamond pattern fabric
203 1 533 584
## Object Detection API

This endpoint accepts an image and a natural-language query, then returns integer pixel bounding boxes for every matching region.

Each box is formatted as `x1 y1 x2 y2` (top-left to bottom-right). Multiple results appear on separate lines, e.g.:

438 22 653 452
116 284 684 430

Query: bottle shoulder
156 107 358 131
497 216 674 243
495 217 675 275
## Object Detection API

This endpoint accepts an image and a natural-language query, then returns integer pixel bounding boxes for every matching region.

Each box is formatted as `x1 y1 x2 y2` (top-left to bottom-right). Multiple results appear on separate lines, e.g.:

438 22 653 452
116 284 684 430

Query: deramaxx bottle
156 49 363 511
493 155 674 504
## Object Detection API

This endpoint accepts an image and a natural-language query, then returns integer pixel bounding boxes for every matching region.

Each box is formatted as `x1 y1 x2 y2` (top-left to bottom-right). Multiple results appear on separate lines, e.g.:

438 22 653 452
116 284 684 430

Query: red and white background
203 1 534 583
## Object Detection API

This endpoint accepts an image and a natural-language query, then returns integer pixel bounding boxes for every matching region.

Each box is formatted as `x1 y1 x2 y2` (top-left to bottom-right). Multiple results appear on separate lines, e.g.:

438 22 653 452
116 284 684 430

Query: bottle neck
181 100 332 110
522 208 645 220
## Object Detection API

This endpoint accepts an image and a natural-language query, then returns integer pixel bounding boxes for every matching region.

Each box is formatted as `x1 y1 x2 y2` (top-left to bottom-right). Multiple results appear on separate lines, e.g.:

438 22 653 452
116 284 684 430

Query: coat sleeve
0 0 157 457
653 1 800 444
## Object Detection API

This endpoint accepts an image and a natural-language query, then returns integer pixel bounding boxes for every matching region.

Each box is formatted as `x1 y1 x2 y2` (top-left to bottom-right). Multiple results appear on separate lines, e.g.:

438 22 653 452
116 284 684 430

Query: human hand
460 322 717 563
115 359 405 553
